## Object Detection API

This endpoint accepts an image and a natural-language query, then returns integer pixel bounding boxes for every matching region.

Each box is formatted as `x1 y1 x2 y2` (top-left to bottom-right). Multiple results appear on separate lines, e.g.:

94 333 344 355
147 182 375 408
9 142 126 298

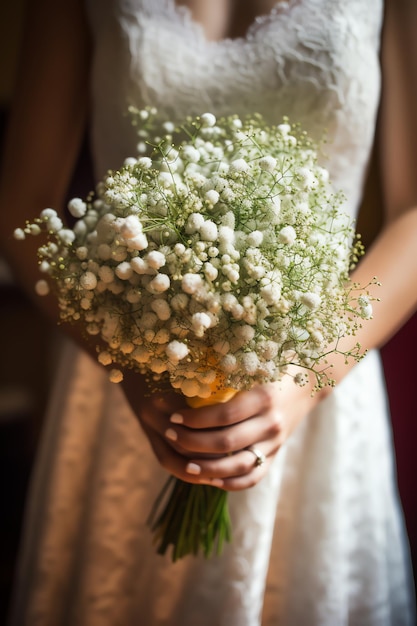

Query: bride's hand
124 371 324 491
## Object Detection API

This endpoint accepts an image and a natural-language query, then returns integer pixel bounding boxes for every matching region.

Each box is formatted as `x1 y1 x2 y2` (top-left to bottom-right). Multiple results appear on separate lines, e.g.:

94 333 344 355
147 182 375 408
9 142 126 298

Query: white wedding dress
9 1 416 624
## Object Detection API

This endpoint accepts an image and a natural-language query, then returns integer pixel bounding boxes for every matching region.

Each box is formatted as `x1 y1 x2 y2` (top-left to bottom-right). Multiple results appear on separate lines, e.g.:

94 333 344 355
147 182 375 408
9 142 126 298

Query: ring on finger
246 446 266 468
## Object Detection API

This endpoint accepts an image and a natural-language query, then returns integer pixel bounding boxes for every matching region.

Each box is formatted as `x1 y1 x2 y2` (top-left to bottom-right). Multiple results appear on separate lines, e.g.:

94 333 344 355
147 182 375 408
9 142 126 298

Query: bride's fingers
192 445 273 491
149 434 272 491
169 385 276 429
185 445 270 478
163 411 283 455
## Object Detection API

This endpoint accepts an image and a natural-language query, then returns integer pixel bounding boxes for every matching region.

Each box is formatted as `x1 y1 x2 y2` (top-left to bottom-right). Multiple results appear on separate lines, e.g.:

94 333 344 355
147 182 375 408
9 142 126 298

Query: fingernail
186 462 201 475
200 478 224 488
165 428 178 441
170 413 184 424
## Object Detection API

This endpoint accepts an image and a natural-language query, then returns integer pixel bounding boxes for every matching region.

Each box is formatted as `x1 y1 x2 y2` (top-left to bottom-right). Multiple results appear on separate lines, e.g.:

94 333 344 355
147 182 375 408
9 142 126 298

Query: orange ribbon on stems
148 378 238 562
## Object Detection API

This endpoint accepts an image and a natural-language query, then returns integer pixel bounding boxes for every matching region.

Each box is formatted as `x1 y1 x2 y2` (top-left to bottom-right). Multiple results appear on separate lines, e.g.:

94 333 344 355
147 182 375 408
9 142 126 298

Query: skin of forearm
316 206 417 398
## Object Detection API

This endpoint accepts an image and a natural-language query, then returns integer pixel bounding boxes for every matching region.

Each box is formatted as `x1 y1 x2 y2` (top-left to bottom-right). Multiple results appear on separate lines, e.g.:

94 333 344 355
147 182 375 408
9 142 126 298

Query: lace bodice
86 0 383 219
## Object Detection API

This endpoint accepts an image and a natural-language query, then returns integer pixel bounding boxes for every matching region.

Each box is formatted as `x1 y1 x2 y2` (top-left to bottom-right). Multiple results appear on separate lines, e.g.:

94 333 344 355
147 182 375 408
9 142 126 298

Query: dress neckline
169 0 300 46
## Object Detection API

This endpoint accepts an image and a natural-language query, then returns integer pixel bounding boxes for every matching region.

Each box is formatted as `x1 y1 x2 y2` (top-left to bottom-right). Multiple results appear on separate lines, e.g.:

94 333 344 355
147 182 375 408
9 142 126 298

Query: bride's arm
145 0 417 490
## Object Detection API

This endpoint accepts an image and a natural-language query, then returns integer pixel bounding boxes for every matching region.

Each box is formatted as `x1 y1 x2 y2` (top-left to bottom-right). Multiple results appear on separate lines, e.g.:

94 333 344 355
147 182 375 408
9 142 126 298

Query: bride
1 0 416 624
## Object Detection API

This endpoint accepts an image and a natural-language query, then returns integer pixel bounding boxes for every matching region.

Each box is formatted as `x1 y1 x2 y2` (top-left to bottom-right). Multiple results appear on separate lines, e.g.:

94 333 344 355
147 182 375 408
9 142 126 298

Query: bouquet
15 109 374 560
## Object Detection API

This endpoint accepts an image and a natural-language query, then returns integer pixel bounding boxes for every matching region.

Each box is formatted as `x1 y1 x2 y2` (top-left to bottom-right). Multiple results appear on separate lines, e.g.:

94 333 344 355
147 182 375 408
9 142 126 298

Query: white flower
182 145 201 163
166 340 189 362
40 208 57 220
241 352 259 375
13 228 25 240
205 189 220 205
182 273 203 294
98 266 115 283
301 292 322 309
120 215 142 239
358 297 373 319
260 283 281 306
131 257 151 275
132 346 151 363
80 271 97 290
151 299 171 320
137 156 152 169
68 197 87 218
221 354 237 372
230 159 249 174
258 156 277 172
200 220 218 242
191 312 211 336
200 113 216 128
48 216 64 232
361 304 373 319
203 262 218 281
35 279 50 296
115 262 133 280
171 293 189 311
148 273 170 293
277 122 291 135
146 250 166 270
109 369 124 383
218 225 235 245
150 358 167 374
247 230 264 247
186 213 205 234
98 351 113 366
278 225 297 245
124 157 137 168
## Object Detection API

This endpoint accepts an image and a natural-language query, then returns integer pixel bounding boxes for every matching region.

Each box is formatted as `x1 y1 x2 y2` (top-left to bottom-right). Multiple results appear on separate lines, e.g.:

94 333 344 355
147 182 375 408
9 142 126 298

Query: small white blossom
182 273 203 294
247 231 264 247
68 198 87 218
200 220 218 242
98 351 113 366
230 158 249 174
221 354 237 373
186 213 205 234
109 369 124 383
127 233 148 250
301 292 322 309
205 189 219 205
278 225 297 245
35 279 50 296
151 299 171 320
115 262 133 280
148 273 170 293
80 271 97 291
182 145 201 163
259 156 277 172
191 312 211 336
166 340 189 362
200 113 216 128
137 157 152 169
241 352 259 375
146 250 166 270
13 228 25 240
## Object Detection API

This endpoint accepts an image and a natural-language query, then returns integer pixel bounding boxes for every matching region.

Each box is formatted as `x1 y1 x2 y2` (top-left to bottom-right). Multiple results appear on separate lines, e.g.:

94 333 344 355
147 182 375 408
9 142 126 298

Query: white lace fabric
8 1 416 624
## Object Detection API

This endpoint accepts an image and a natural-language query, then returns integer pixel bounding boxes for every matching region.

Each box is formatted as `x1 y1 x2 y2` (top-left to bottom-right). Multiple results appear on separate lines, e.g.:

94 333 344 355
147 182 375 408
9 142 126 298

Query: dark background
0 1 416 622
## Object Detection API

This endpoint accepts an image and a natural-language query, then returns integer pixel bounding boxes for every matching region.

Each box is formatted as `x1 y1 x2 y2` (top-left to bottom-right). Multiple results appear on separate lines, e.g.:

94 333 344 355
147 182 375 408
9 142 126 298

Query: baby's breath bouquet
15 109 374 561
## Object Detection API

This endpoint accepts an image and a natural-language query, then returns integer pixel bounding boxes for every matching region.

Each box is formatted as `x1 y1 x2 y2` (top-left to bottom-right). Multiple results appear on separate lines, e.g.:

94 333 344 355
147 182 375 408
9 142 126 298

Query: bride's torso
86 0 384 218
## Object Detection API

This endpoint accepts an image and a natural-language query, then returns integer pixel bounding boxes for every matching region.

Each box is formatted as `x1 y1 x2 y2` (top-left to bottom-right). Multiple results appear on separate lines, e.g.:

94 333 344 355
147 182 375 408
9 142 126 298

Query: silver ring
247 446 266 467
